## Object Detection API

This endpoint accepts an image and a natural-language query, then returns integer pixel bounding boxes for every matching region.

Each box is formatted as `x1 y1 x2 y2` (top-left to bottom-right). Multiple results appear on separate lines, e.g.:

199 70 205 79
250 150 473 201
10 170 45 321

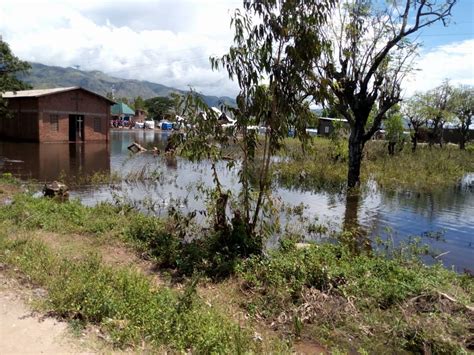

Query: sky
0 0 473 98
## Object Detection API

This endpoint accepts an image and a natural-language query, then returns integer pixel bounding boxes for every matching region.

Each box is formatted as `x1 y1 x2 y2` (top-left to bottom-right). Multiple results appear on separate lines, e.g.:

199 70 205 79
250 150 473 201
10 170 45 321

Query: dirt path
0 272 99 354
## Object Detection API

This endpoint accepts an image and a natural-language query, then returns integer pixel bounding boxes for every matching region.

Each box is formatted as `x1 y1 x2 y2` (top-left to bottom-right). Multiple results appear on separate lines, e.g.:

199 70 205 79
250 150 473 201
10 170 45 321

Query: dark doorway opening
69 115 84 141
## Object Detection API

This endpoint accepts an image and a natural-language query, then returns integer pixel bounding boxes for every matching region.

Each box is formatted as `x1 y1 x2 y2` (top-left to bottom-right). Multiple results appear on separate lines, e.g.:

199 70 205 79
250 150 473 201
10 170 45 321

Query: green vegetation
238 239 474 353
0 191 261 279
0 193 128 236
275 138 474 192
0 38 31 116
0 172 19 185
0 182 472 353
0 236 260 353
0 190 286 352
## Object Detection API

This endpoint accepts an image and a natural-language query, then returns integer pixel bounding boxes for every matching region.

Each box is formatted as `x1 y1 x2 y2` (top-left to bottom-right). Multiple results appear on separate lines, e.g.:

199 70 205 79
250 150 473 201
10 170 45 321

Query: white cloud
403 39 474 97
1 1 472 99
0 0 241 97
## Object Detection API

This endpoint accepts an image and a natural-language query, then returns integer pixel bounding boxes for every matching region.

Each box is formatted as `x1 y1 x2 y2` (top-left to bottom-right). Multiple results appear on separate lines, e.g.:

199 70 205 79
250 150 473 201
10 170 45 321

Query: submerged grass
275 138 474 192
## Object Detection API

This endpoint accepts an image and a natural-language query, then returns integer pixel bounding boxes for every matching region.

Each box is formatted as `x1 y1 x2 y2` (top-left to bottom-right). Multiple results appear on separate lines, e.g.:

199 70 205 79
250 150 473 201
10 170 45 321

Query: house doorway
69 115 84 141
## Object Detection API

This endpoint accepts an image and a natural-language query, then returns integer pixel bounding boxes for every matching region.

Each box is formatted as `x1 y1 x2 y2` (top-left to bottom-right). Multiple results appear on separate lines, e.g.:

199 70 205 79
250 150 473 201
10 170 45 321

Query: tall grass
275 138 474 192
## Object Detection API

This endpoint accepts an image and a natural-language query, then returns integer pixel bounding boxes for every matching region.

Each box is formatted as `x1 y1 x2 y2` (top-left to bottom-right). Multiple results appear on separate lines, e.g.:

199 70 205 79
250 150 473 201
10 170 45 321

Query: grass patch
237 240 474 352
0 235 277 353
0 193 129 236
0 172 20 185
275 138 474 192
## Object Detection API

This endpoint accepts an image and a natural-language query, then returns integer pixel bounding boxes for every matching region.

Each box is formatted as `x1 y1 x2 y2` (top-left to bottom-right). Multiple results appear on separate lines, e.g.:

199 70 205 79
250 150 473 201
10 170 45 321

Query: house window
93 117 101 132
50 114 59 131
324 126 330 134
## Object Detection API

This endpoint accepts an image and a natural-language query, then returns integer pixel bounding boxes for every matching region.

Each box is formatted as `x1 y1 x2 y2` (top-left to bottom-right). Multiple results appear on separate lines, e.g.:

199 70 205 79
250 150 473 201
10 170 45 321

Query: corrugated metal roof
318 117 348 122
2 87 79 98
111 102 135 115
1 86 115 104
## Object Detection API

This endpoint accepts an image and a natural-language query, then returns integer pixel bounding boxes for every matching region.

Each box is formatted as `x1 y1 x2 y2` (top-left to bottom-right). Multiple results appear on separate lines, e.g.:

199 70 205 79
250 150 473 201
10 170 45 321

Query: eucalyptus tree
451 85 474 150
310 0 456 187
402 95 426 152
384 105 404 155
0 37 31 115
419 80 454 147
144 96 174 120
186 0 336 251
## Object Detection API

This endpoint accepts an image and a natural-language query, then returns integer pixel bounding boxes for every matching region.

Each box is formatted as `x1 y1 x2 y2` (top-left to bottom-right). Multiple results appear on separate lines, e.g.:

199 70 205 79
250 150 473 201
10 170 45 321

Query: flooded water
1 130 473 272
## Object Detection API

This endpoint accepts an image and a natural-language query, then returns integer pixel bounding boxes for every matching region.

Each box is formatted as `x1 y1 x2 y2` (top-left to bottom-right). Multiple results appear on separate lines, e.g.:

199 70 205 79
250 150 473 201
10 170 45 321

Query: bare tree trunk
411 134 417 152
347 126 365 188
459 124 468 150
388 142 396 155
411 127 419 152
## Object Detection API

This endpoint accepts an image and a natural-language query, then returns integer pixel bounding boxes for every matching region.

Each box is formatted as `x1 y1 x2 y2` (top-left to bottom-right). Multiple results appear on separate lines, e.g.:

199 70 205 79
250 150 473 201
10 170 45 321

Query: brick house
0 87 115 142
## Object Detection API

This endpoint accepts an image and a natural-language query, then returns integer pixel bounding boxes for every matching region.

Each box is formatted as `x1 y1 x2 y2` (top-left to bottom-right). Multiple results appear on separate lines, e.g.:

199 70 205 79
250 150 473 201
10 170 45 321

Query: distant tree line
403 81 473 151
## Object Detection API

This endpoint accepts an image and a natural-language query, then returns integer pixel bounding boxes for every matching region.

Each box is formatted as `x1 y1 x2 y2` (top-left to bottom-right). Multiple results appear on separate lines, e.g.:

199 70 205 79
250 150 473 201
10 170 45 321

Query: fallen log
127 142 147 153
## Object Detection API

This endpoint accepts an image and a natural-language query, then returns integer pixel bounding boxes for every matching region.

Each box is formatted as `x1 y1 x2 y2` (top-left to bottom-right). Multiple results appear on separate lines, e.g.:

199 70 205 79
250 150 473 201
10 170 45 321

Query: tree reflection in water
342 190 372 255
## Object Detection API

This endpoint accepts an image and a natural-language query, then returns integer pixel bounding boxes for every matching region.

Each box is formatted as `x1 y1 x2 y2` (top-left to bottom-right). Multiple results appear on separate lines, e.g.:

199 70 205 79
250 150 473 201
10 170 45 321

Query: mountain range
18 63 236 107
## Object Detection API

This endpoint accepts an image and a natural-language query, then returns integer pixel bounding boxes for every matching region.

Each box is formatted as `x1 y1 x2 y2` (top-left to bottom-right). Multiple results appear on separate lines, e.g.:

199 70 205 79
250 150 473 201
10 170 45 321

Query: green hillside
19 63 236 107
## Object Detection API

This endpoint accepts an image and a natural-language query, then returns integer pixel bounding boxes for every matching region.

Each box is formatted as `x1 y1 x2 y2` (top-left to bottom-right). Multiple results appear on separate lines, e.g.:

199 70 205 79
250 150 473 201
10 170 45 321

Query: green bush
124 214 179 268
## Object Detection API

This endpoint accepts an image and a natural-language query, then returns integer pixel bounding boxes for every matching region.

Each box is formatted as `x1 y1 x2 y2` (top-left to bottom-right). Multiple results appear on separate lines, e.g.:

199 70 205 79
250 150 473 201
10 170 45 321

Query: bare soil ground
0 270 103 354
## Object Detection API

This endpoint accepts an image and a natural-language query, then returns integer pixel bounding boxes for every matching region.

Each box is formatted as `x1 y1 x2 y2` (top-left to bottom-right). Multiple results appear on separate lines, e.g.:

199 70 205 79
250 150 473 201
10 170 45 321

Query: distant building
1 87 114 142
111 102 135 122
317 117 349 137
134 108 147 122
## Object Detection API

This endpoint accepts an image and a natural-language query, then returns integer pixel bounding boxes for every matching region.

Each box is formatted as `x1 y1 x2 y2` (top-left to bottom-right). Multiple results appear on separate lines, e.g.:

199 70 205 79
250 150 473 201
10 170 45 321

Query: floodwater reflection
0 142 109 181
342 191 372 254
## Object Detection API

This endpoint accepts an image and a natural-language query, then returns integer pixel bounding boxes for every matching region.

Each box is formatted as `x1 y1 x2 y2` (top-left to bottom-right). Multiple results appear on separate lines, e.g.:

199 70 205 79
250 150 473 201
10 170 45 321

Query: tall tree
144 96 174 120
0 37 31 115
384 105 404 155
193 0 336 250
311 0 456 187
419 80 454 147
134 96 145 111
402 95 426 152
451 85 474 150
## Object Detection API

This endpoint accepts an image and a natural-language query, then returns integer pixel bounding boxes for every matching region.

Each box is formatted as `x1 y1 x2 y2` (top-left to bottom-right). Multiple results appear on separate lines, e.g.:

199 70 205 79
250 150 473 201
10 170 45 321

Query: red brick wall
2 89 111 142
0 98 39 141
37 89 111 142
